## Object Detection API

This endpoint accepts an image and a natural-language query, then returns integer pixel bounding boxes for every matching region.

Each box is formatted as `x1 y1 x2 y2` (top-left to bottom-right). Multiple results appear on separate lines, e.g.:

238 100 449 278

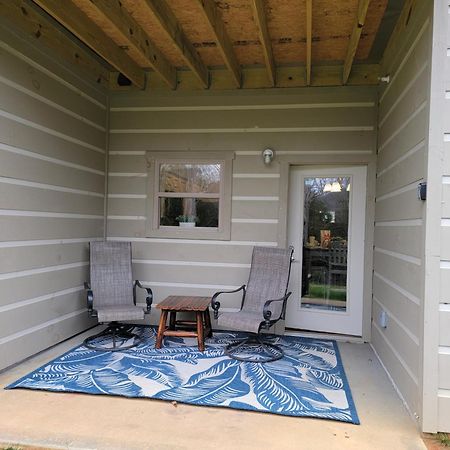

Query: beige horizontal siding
0 115 105 169
0 264 89 308
373 251 422 299
372 324 419 413
110 107 374 132
372 0 431 426
0 242 89 274
0 289 85 340
372 300 420 372
109 130 375 153
0 216 103 241
108 176 147 195
0 149 104 193
0 183 104 215
232 177 279 197
373 273 420 338
0 312 95 370
0 45 106 127
376 142 426 197
129 240 255 262
374 224 423 259
0 83 105 149
108 86 376 314
0 26 106 371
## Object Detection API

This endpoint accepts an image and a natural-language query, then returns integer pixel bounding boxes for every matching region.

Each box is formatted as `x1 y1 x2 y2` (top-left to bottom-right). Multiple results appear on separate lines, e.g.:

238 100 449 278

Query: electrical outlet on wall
379 310 389 328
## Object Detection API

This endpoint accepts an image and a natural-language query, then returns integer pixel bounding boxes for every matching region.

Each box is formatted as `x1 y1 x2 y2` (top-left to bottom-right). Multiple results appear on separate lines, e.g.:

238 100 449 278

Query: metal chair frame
211 246 294 363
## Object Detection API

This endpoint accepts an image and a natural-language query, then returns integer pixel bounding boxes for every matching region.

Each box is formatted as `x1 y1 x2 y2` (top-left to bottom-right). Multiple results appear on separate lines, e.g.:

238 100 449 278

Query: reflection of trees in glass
160 164 220 193
304 177 350 244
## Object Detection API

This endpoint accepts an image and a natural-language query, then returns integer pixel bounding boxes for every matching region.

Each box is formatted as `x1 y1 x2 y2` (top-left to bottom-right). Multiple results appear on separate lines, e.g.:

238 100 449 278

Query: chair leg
83 322 143 352
224 334 284 363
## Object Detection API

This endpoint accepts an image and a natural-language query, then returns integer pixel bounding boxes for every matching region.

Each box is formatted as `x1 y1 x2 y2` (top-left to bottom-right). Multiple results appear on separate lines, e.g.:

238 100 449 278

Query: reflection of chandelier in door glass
323 179 351 193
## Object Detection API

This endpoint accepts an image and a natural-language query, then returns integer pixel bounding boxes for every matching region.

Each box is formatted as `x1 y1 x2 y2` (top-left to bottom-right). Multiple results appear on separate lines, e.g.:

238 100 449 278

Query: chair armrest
263 292 292 326
211 285 246 320
84 282 94 314
134 280 153 314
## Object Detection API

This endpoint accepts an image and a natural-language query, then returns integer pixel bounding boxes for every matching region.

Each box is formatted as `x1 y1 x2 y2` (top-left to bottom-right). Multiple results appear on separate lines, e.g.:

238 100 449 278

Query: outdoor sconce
262 148 275 165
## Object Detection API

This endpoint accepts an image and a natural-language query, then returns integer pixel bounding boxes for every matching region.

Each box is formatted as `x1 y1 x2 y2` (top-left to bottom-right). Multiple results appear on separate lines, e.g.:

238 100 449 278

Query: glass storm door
286 166 366 336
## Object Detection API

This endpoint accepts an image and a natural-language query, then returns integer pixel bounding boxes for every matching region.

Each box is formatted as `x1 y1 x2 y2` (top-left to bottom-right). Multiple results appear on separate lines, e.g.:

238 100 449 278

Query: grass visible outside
423 433 450 449
307 283 347 302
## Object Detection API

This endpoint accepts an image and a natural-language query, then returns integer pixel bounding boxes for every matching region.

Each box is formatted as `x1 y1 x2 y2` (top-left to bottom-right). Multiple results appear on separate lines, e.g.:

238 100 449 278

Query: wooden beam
143 64 380 91
32 0 145 88
198 0 241 88
306 0 312 85
0 0 109 87
143 0 209 89
342 0 370 85
86 0 176 89
250 0 275 87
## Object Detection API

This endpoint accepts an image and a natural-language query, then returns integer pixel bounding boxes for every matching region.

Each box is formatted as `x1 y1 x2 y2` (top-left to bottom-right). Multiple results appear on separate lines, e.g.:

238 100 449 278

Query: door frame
275 154 376 342
285 165 366 336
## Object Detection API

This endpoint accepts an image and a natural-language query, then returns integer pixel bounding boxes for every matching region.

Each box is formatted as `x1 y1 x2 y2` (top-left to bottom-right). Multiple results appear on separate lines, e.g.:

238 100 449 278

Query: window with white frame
146 152 233 240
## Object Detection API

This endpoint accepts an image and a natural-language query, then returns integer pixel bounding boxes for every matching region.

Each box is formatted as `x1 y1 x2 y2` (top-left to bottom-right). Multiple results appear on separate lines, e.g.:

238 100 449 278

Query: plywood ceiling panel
24 0 398 88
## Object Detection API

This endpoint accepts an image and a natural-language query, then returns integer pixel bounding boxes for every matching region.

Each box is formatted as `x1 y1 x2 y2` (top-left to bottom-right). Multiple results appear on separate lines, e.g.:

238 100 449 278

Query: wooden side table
155 295 212 351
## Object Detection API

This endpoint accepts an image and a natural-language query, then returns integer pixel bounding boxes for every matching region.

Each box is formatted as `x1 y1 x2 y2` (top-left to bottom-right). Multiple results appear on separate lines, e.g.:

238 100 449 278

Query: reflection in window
301 177 350 312
159 164 220 194
157 163 222 229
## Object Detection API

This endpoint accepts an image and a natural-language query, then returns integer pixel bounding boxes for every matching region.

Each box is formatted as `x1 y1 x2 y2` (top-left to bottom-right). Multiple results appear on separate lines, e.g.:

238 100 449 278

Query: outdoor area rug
6 326 359 424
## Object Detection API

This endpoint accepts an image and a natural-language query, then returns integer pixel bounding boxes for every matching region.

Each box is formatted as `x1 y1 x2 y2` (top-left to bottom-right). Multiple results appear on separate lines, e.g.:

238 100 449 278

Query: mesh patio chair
84 241 153 351
211 246 294 363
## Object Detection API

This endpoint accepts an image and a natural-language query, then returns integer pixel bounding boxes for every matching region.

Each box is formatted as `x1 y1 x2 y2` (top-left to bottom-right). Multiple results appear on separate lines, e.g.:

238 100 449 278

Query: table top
157 295 211 311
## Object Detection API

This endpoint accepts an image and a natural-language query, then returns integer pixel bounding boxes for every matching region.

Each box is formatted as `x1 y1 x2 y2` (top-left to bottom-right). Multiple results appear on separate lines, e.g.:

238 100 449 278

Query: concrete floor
0 329 426 450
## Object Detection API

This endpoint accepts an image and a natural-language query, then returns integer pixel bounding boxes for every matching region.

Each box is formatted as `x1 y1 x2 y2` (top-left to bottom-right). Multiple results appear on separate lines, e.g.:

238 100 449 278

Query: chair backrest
90 241 133 307
329 242 347 267
243 246 293 317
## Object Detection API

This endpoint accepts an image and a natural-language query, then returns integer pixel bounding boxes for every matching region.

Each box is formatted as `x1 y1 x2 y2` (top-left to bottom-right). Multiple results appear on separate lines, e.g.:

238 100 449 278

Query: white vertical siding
373 0 432 425
108 86 377 325
0 25 107 370
434 1 450 433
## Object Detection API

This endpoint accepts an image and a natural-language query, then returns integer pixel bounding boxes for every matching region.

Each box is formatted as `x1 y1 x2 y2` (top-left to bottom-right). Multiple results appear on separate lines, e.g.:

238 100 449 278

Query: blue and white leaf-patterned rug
6 326 359 424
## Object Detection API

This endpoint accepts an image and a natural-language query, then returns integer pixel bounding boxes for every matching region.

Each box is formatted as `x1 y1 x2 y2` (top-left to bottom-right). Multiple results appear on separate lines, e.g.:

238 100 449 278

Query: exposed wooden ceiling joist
85 0 177 89
1 0 109 87
250 0 275 87
306 0 312 86
146 64 380 91
197 0 242 88
143 0 209 89
342 0 371 85
32 0 145 88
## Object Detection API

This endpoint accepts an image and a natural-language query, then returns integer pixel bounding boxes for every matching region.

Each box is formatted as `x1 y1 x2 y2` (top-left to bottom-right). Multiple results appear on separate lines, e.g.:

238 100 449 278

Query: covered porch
0 329 425 450
1 0 449 445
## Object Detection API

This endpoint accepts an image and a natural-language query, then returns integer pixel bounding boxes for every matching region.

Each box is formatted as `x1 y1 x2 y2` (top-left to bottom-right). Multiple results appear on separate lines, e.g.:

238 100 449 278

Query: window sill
146 225 230 241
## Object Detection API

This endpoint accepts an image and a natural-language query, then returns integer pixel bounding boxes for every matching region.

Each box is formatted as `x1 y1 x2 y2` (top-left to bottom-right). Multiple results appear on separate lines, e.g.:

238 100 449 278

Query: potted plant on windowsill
176 215 198 228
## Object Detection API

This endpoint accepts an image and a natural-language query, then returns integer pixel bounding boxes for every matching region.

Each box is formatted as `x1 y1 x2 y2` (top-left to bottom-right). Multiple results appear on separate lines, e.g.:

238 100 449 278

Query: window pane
159 164 221 193
301 176 350 312
159 197 219 228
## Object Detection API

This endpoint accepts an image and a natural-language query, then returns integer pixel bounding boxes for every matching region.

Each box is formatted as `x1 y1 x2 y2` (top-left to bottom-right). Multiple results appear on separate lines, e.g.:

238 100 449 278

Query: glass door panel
301 177 350 312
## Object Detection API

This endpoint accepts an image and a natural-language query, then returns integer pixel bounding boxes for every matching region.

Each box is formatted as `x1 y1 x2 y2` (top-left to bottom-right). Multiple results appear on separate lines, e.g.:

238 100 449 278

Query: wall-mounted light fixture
262 148 275 165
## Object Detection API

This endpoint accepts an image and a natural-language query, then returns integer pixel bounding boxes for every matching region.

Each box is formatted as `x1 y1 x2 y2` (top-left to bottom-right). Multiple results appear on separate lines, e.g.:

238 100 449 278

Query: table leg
204 309 212 338
169 311 176 330
196 311 205 351
155 310 168 349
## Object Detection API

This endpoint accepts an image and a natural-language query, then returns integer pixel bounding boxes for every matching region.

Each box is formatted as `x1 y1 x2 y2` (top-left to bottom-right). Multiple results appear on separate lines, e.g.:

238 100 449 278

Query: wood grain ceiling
4 0 397 90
